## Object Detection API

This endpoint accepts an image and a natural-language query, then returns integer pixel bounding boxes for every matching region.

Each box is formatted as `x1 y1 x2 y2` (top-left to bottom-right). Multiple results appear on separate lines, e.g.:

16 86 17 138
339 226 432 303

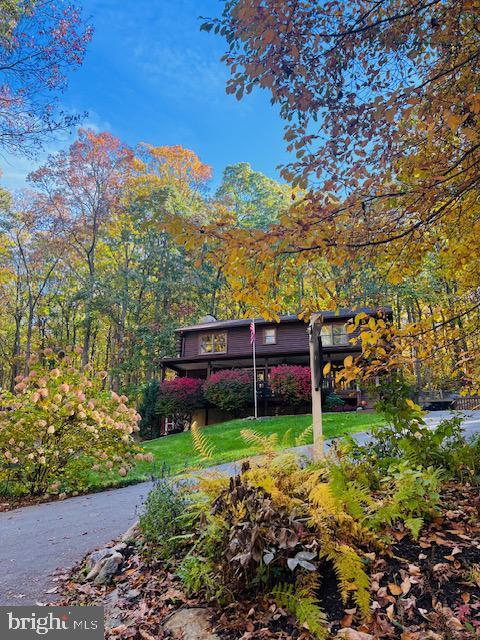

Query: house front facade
160 307 391 428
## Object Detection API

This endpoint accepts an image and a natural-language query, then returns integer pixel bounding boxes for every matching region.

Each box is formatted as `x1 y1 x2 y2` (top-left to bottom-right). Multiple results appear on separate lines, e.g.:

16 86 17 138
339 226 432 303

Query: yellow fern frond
242 467 300 509
240 428 278 456
196 474 230 496
191 421 216 461
309 482 340 514
322 543 371 618
295 424 313 447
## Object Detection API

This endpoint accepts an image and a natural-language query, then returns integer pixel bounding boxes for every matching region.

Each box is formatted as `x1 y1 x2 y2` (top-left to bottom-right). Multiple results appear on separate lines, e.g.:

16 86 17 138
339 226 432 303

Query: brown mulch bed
56 483 480 639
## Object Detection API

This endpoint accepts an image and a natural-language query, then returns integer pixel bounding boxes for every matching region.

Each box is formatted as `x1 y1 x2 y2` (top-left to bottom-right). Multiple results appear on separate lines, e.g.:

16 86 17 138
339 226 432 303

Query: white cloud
132 42 229 106
0 112 113 192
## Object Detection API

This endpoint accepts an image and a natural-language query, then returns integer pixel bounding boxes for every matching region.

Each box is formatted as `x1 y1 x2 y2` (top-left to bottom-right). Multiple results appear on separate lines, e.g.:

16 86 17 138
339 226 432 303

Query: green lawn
130 411 384 481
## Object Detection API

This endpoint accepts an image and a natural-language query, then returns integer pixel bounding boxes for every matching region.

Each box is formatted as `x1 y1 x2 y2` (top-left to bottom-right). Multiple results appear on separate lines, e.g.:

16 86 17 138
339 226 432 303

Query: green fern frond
272 583 329 640
281 428 292 448
295 424 313 447
329 465 373 519
191 421 216 461
404 516 424 539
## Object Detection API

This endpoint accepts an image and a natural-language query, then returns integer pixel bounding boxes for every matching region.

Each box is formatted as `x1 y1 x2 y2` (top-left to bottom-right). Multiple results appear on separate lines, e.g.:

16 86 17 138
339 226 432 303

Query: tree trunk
24 298 34 375
10 312 22 391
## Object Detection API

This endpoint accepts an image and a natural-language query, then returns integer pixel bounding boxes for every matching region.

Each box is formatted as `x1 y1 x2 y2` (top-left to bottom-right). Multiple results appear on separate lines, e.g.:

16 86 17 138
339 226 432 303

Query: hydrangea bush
0 348 149 497
203 369 252 414
269 365 311 405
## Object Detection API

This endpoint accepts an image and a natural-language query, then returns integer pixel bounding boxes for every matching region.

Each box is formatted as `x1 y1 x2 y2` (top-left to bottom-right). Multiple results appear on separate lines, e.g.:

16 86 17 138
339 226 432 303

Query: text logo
0 607 104 639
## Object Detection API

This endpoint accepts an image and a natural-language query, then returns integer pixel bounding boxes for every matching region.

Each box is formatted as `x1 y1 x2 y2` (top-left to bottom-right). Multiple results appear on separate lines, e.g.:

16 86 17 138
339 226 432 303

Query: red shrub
157 377 204 417
269 365 311 405
203 369 252 414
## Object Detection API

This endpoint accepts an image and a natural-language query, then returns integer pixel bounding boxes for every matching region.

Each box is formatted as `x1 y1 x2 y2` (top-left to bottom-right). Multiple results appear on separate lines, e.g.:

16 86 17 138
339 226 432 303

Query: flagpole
252 320 258 419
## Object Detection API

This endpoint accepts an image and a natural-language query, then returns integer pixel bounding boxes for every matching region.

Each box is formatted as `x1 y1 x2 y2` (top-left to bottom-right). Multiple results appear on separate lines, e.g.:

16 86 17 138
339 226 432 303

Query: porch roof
161 346 358 372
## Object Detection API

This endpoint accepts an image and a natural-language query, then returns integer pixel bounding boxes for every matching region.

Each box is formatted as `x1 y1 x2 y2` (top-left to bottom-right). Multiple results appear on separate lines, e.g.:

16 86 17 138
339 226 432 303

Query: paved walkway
1 410 479 605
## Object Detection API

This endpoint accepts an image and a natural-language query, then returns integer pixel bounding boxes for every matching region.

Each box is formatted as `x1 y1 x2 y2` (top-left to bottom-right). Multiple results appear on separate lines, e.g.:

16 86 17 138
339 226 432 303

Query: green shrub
0 349 144 497
324 393 345 411
139 478 189 563
138 379 162 440
344 371 479 482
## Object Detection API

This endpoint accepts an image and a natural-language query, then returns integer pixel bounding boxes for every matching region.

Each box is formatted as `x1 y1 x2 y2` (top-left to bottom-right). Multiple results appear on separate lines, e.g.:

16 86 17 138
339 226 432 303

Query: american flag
250 320 256 344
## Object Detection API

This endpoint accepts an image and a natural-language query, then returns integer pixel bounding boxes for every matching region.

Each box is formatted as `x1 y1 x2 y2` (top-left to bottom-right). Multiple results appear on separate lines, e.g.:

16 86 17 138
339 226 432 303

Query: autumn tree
216 162 292 229
179 0 480 393
0 0 92 154
29 129 135 366
0 191 63 386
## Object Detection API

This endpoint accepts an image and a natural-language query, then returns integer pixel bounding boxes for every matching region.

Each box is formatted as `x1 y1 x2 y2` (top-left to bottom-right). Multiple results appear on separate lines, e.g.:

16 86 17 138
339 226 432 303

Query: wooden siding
182 322 311 358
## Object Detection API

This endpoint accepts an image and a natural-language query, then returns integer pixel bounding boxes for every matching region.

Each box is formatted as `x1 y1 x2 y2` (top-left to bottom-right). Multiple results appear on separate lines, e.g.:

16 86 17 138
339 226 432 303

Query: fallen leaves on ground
56 482 480 639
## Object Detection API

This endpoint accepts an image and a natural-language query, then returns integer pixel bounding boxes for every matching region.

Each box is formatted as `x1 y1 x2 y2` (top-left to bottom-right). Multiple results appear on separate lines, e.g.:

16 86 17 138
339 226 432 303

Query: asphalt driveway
1 410 479 605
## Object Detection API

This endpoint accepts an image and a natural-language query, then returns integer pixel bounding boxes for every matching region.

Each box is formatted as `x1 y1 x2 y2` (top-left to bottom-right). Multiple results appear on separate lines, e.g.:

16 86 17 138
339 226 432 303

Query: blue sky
1 0 290 192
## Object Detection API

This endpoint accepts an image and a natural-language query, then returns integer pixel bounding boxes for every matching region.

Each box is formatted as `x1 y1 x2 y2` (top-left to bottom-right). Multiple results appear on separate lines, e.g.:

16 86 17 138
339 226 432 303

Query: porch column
263 358 269 416
205 361 212 426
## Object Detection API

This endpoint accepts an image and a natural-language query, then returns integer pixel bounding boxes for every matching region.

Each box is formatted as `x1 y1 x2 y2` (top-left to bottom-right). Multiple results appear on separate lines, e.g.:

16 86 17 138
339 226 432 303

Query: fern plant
295 423 313 447
240 428 279 457
177 554 219 598
321 543 371 617
191 420 216 461
368 462 442 538
272 582 329 640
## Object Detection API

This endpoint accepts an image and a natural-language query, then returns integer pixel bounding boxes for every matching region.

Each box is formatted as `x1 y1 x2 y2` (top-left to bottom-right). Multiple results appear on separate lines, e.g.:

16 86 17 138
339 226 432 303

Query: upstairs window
264 327 277 345
320 323 350 346
199 332 227 354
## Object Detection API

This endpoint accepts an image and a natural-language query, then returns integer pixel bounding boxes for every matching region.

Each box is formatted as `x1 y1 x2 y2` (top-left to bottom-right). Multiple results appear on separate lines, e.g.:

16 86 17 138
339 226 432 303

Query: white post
252 330 258 419
309 313 324 460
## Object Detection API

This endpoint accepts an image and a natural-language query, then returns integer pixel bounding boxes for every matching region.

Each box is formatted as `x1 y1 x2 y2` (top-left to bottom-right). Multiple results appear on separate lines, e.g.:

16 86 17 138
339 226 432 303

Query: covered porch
160 350 363 424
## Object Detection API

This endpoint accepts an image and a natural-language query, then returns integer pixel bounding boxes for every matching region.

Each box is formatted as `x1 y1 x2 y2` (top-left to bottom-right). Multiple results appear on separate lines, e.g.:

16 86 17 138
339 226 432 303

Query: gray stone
120 522 139 542
164 608 220 640
87 547 114 571
94 552 123 585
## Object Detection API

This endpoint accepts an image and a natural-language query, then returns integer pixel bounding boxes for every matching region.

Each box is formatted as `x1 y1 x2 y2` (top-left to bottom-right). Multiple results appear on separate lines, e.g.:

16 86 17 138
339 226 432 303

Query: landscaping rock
87 547 114 571
121 521 139 542
94 551 123 585
164 608 220 640
86 551 123 584
86 539 130 580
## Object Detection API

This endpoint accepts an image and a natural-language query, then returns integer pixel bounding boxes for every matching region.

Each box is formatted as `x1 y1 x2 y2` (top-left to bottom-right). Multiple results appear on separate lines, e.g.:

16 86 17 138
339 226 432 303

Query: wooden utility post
308 313 324 461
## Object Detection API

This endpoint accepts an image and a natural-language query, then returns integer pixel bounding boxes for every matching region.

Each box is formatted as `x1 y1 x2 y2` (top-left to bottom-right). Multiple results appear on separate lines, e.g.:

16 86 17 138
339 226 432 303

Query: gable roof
175 307 392 333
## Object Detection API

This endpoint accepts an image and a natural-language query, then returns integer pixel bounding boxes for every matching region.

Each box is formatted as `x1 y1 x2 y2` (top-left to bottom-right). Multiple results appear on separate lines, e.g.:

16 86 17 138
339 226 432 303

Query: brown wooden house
160 308 391 429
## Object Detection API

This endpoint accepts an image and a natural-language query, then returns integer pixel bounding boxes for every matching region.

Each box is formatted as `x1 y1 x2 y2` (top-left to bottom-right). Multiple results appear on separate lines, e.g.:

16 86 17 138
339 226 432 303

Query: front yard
131 410 384 480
